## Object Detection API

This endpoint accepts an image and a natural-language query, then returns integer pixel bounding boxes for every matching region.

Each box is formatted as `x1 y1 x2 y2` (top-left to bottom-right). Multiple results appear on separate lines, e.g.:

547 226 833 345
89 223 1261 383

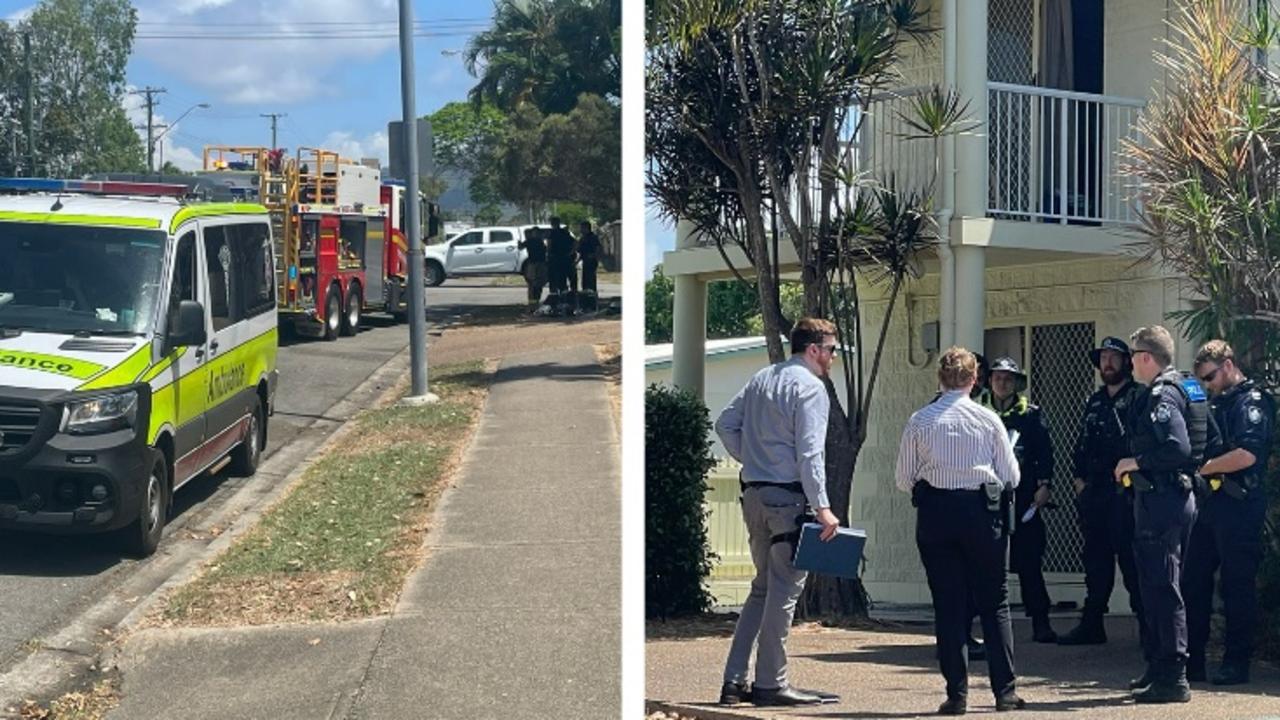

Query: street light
152 102 210 173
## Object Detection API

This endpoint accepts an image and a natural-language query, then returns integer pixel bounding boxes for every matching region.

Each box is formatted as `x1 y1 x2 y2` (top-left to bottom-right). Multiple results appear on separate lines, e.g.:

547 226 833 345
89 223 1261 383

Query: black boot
1031 614 1058 643
1057 610 1106 645
1128 663 1153 691
1134 659 1191 704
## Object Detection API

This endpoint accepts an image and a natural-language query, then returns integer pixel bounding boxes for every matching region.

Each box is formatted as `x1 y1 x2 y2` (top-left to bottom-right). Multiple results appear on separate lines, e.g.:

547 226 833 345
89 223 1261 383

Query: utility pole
260 112 286 150
130 86 166 172
23 31 34 176
398 0 434 403
153 124 169 170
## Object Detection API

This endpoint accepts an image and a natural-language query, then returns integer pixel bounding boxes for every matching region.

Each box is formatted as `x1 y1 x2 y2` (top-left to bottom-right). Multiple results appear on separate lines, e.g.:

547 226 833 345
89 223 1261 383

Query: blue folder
793 523 867 579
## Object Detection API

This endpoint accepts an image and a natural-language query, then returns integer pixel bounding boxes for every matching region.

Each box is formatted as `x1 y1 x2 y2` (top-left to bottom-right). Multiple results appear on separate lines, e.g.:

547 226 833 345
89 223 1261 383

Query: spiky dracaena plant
1122 0 1280 659
647 0 973 617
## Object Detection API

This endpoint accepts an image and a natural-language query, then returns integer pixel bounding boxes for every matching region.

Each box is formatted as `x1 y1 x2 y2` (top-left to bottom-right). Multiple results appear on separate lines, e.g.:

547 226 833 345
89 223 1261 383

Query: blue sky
2 0 491 171
646 204 672 279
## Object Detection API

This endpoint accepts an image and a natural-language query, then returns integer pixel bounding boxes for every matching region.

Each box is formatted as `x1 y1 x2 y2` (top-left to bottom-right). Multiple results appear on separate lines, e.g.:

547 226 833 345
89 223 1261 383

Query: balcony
859 83 1146 227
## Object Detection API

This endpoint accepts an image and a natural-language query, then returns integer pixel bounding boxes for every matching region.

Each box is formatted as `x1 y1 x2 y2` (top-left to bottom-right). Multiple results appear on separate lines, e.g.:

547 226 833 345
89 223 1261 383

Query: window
203 226 236 331
228 222 275 318
452 231 483 247
489 230 513 244
166 231 198 335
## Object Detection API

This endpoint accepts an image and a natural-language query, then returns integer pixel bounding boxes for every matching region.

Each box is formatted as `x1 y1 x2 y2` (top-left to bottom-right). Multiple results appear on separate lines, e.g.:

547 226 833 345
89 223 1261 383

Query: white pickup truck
423 226 529 287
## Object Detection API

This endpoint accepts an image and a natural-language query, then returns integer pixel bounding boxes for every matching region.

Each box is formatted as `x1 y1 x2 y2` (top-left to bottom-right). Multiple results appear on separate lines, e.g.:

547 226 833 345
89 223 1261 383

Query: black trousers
916 487 1016 701
1078 481 1143 617
1133 487 1195 663
581 257 598 294
1183 492 1266 667
1009 506 1051 618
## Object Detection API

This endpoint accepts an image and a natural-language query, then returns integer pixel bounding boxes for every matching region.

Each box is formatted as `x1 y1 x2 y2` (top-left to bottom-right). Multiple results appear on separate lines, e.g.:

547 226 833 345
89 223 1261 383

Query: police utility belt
1118 470 1195 494
911 480 1016 536
739 479 813 554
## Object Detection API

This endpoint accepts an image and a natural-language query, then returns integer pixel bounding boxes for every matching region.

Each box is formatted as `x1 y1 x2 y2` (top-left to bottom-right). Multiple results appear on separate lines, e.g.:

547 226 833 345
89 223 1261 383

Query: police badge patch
1154 404 1172 423
1248 405 1264 424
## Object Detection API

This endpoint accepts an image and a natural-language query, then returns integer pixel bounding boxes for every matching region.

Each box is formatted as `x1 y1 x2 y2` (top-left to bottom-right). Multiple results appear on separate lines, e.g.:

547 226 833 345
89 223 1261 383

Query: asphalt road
0 278 609 675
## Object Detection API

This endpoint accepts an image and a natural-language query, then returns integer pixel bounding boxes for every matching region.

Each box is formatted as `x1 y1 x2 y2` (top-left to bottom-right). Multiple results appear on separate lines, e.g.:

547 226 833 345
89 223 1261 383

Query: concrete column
953 245 986 352
672 219 708 399
954 0 987 220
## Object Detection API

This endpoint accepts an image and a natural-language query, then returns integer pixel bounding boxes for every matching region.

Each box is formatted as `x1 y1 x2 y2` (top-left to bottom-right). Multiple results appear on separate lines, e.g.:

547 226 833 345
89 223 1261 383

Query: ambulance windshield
0 222 166 336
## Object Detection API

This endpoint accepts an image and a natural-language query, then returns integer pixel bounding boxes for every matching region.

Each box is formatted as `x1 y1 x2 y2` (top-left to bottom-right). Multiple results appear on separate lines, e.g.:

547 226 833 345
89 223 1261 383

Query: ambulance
0 178 278 556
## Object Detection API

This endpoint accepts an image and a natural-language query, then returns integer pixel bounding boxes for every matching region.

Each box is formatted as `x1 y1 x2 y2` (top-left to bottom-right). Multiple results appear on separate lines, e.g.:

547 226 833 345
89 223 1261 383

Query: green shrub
646 383 717 618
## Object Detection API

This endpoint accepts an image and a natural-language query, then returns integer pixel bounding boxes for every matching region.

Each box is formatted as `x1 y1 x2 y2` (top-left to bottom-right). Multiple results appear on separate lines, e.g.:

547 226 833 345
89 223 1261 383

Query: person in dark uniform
577 220 601 311
1059 337 1146 647
518 226 548 312
546 217 576 314
1183 340 1273 685
897 347 1027 715
982 357 1058 644
1113 325 1216 703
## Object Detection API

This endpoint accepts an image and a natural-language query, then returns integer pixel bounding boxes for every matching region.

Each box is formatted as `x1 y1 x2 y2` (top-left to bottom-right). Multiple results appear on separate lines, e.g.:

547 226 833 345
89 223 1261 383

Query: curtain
1039 0 1074 90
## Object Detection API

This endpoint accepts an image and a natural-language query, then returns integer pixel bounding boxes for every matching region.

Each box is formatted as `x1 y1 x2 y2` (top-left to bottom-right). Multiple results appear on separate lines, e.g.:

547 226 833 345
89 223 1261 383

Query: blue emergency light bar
0 177 189 197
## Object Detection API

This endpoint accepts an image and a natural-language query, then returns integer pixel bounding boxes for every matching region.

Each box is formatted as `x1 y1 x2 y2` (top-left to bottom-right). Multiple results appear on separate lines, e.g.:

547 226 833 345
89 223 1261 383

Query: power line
134 30 486 40
135 18 489 27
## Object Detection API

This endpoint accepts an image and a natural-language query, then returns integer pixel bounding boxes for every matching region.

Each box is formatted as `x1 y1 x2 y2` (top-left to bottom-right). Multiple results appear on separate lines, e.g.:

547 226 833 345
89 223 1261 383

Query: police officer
546 217 576 314
983 357 1058 644
1183 340 1273 685
1113 325 1217 703
1058 338 1146 646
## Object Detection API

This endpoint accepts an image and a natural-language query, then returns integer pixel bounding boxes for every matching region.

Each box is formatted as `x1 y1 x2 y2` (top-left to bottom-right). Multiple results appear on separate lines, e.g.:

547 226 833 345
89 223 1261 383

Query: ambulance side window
167 232 197 334
203 226 237 331
230 222 275 318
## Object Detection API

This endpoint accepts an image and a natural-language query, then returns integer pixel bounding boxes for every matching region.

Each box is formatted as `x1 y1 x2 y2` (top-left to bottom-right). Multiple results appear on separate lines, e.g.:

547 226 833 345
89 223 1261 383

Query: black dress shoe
793 687 840 704
937 697 967 715
995 692 1027 711
753 686 823 706
1129 666 1153 690
1212 664 1250 685
718 680 751 705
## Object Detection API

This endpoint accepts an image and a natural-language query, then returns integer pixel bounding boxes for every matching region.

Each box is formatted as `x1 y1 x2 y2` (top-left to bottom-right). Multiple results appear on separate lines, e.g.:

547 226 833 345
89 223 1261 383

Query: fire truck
198 146 413 339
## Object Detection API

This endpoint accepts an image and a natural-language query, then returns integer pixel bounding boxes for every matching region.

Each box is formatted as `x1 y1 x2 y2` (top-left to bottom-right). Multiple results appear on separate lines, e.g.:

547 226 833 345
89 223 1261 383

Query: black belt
740 480 805 494
916 483 984 496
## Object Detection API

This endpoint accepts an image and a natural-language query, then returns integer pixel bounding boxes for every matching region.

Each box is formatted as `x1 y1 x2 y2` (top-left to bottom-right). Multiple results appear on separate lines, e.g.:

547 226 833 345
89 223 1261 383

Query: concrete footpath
106 345 620 720
648 613 1280 719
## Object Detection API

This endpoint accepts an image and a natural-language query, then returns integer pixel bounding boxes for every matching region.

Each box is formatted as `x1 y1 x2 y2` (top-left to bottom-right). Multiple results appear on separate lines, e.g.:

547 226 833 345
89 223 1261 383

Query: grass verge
159 360 491 626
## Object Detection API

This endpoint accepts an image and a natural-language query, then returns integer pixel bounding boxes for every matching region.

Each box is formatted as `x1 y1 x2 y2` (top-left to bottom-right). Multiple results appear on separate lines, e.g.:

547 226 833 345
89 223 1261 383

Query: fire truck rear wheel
324 285 342 341
342 284 361 336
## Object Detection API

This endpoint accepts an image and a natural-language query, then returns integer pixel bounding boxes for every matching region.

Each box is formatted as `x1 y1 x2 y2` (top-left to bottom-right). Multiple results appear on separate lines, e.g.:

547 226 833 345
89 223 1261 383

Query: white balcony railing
988 82 1145 225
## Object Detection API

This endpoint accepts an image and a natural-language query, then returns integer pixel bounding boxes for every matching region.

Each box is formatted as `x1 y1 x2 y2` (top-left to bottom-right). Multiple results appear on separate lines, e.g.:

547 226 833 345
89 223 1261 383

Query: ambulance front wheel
120 454 168 558
229 395 265 477
323 284 342 341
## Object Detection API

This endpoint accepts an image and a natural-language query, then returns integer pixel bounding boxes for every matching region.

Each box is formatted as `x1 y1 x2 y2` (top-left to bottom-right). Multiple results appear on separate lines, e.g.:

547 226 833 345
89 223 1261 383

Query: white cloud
321 130 389 167
131 0 399 105
5 6 33 22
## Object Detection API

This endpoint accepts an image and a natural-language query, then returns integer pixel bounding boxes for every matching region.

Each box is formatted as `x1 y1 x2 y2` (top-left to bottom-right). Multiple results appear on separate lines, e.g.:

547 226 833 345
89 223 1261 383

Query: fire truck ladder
296 147 342 206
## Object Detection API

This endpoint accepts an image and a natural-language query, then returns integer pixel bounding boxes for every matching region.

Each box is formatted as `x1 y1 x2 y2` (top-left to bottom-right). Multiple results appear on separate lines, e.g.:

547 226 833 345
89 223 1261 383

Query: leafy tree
465 0 620 116
646 266 676 344
0 0 144 176
427 101 506 209
648 0 968 617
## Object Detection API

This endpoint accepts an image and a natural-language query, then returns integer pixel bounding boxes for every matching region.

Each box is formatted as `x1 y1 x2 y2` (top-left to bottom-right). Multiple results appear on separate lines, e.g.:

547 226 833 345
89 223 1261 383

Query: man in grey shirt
715 318 841 707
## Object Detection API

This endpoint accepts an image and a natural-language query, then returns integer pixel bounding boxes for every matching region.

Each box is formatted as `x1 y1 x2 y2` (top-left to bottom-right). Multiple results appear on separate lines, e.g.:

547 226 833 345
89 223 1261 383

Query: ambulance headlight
63 391 138 435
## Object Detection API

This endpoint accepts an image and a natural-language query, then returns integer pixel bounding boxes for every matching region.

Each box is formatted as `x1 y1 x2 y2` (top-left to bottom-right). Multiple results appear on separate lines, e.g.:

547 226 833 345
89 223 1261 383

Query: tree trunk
796 382 871 619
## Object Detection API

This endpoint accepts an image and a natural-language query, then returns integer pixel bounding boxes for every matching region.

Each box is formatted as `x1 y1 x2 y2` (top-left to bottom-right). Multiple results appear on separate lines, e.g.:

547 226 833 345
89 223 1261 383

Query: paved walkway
648 613 1280 719
108 345 621 719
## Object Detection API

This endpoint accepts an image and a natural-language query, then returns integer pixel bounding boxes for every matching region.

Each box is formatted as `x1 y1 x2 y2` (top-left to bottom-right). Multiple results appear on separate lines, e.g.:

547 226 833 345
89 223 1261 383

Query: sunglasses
1198 365 1222 384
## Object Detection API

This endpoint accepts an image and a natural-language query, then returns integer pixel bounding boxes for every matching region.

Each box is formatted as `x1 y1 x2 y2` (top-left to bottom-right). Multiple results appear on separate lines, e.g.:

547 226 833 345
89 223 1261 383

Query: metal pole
399 0 432 400
23 31 34 176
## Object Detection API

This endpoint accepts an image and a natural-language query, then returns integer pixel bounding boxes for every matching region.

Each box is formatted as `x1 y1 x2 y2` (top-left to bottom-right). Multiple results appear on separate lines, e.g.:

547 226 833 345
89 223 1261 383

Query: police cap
1089 336 1131 369
989 356 1026 379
